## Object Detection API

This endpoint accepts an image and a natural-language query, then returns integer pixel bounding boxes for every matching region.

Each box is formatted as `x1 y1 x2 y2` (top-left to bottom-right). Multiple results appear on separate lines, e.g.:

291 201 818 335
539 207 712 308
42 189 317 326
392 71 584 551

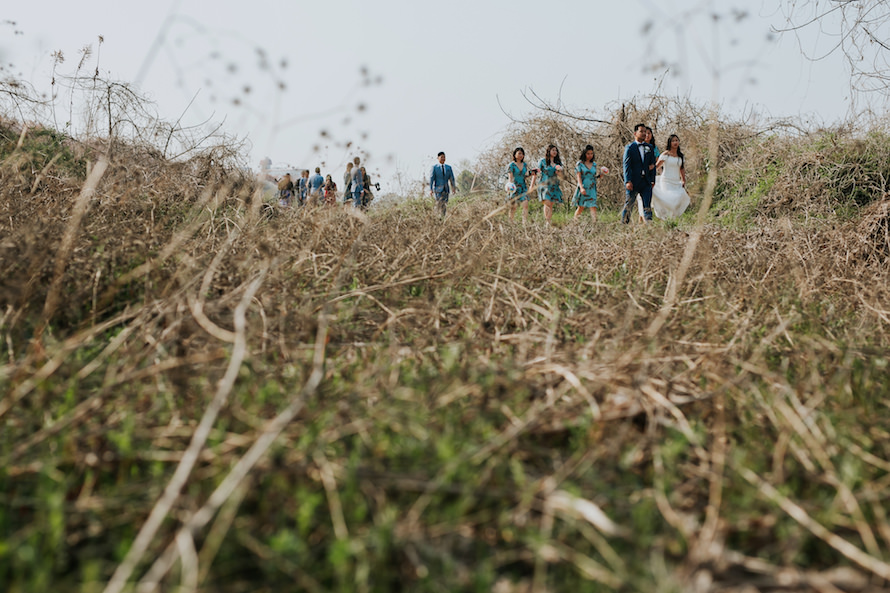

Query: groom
621 123 657 223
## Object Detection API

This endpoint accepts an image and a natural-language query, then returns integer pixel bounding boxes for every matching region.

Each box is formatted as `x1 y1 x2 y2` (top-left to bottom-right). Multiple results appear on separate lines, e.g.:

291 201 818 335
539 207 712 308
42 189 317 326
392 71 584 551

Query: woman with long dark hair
277 173 294 207
537 144 563 224
505 147 536 223
651 134 691 219
573 145 606 222
323 174 338 206
360 167 374 210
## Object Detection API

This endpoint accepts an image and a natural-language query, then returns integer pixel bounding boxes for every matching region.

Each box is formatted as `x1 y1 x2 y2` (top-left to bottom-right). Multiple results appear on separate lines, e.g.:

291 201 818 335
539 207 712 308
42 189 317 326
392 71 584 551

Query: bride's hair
544 144 561 166
578 144 595 163
665 134 685 168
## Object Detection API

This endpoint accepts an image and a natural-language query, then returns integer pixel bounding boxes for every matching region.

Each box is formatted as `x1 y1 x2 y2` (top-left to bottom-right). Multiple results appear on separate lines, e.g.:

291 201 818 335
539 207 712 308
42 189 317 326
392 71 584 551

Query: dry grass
2 114 890 593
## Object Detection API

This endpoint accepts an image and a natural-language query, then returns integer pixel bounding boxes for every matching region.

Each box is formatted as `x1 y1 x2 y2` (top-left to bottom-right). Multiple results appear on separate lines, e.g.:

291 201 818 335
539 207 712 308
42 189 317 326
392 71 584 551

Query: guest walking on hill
506 147 536 224
297 170 310 206
323 174 338 206
360 167 375 210
351 156 365 208
342 162 354 205
308 167 324 205
277 172 294 207
573 145 605 222
429 151 456 218
622 123 656 224
537 144 564 225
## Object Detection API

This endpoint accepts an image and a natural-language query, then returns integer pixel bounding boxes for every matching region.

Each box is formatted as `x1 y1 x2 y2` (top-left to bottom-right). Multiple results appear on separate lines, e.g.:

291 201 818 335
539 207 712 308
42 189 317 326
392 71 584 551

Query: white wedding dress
652 154 691 219
636 154 691 220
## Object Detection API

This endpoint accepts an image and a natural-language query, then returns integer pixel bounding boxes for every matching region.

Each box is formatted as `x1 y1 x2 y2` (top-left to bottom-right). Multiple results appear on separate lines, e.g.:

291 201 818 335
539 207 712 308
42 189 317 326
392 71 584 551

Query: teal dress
573 161 598 208
537 158 563 203
506 161 529 202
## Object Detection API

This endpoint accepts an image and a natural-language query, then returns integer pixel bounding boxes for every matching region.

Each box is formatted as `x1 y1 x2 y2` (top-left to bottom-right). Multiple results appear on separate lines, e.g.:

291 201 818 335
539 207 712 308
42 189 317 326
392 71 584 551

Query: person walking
537 144 564 225
342 162 354 205
351 156 365 208
573 145 605 222
323 174 338 206
506 147 536 224
637 127 660 221
297 170 310 206
277 172 294 207
308 167 324 205
650 134 691 219
621 124 657 224
429 151 456 217
360 167 375 210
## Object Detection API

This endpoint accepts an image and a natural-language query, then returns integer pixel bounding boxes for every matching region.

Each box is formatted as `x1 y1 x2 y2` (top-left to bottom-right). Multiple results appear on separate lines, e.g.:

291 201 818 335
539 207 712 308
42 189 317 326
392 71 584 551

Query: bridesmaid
646 127 660 159
506 147 536 223
537 144 563 224
573 144 604 222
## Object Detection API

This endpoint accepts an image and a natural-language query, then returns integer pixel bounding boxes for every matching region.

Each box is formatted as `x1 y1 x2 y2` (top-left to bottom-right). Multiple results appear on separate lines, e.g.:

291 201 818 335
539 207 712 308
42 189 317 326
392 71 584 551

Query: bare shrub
856 192 890 262
3 79 890 593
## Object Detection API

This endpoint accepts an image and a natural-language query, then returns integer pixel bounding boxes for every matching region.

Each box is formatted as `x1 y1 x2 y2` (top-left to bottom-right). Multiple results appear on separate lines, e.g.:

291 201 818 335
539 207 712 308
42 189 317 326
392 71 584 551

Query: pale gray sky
1 0 863 192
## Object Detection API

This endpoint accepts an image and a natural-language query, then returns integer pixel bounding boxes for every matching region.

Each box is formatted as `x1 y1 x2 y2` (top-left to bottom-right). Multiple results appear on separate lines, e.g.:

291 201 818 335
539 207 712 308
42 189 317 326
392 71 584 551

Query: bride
651 134 691 219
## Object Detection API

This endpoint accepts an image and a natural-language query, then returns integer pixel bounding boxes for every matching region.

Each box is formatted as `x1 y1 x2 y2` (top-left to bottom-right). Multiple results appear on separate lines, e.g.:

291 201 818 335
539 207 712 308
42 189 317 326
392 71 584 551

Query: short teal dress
537 158 563 203
506 161 529 202
573 161 598 208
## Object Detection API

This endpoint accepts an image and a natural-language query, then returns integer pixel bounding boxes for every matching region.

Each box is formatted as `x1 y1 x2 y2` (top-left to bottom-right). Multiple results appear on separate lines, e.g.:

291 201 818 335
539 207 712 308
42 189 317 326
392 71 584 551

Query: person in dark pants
360 167 375 210
297 170 309 206
621 123 657 224
351 156 365 208
429 151 456 217
277 173 294 207
342 162 354 205
308 167 324 206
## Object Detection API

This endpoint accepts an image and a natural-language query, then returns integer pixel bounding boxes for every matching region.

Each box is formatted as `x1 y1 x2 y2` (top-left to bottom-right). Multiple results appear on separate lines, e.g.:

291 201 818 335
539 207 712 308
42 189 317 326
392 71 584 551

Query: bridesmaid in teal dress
573 144 605 222
506 147 536 223
537 144 563 224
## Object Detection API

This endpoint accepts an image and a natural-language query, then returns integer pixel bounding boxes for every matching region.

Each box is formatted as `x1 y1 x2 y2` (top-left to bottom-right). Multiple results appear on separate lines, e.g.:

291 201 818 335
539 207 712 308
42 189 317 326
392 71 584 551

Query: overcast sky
1 0 868 193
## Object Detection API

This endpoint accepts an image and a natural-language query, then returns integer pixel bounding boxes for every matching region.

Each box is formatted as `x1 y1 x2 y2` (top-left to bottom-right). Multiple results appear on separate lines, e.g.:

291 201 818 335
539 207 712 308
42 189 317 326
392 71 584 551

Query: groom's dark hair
633 123 647 133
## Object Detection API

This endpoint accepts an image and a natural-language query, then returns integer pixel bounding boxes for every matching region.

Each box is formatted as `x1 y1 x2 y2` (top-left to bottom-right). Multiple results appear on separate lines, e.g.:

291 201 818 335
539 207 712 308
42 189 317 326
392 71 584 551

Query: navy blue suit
430 162 456 217
622 141 657 223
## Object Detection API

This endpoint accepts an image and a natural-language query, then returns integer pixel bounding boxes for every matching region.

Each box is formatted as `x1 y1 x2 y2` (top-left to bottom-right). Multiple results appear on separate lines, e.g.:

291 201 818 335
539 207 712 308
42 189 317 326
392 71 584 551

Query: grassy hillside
2 116 890 593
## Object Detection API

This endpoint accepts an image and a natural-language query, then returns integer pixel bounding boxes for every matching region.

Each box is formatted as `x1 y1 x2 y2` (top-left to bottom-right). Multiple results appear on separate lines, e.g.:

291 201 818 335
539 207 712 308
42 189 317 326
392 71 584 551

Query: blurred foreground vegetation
2 104 890 593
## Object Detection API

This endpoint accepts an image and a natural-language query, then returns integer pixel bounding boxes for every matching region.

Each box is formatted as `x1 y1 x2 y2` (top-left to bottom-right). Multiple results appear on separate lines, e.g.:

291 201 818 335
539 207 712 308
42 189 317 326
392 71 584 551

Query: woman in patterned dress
573 145 605 222
506 147 536 223
360 167 374 210
537 144 563 224
323 175 338 206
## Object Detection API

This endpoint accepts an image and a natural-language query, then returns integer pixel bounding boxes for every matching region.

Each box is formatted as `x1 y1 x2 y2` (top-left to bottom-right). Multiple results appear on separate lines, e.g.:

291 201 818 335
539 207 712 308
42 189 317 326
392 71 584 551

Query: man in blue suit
429 151 456 217
622 123 657 224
